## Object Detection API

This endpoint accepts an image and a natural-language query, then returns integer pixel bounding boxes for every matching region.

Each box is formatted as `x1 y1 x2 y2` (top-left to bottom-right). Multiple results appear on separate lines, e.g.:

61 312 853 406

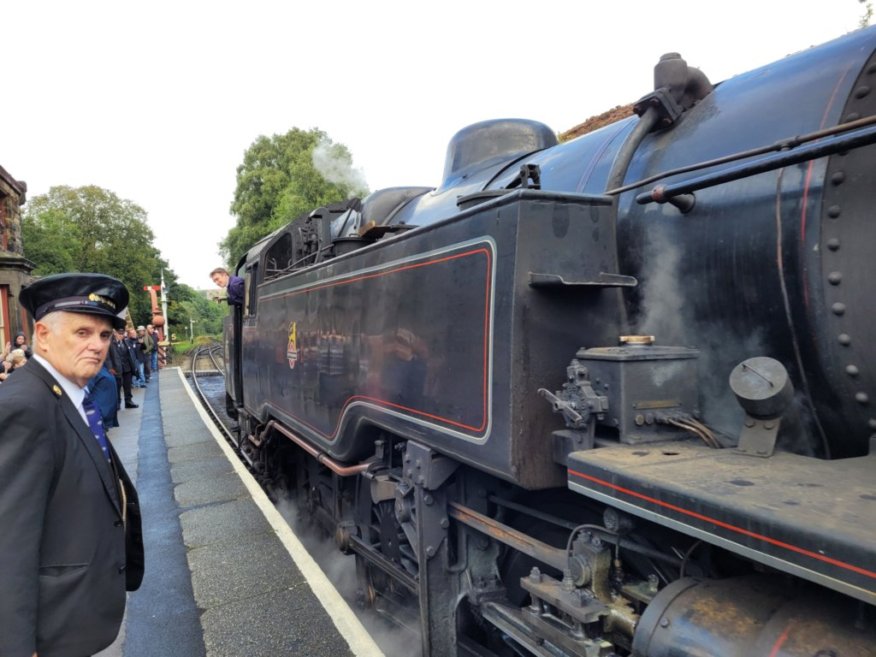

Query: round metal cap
729 357 794 418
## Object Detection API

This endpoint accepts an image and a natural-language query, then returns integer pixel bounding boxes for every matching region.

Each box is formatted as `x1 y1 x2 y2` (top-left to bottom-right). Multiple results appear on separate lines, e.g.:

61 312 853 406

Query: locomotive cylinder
632 577 876 657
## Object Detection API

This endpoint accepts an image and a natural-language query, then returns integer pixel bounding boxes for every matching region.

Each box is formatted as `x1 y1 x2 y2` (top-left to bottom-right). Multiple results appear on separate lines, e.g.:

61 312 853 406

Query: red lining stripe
568 468 876 581
276 248 489 299
265 392 489 441
768 626 791 657
255 245 493 437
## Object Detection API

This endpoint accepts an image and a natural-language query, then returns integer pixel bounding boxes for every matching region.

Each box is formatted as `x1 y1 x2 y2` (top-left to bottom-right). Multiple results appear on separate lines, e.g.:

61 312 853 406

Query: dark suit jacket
114 337 136 374
0 359 144 657
107 337 123 378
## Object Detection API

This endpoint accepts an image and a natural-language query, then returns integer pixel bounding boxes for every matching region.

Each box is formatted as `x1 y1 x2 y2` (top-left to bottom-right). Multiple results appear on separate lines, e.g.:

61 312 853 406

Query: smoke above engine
312 137 369 197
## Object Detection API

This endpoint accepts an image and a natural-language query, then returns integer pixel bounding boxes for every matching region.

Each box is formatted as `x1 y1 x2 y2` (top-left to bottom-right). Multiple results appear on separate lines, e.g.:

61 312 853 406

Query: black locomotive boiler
224 26 876 657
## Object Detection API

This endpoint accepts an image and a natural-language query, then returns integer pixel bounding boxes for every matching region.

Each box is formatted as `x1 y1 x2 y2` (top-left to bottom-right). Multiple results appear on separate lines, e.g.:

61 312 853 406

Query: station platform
95 368 384 657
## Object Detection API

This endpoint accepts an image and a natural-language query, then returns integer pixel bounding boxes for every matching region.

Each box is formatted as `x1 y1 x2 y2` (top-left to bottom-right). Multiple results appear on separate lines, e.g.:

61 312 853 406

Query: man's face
147 324 153 333
212 272 229 288
37 312 112 387
128 328 137 339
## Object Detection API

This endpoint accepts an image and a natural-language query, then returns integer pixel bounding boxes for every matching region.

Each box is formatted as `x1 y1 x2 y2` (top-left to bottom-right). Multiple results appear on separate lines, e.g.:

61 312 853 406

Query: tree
221 128 368 265
22 185 176 325
166 283 226 339
860 0 874 27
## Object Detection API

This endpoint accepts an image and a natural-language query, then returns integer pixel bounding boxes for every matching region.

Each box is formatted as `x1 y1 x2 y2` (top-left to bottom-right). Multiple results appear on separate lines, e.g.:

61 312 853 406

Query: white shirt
32 353 88 424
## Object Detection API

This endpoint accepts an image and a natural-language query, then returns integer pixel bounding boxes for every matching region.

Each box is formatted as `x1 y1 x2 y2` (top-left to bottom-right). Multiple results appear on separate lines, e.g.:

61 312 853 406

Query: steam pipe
608 113 876 196
635 123 876 205
605 106 660 191
265 420 371 476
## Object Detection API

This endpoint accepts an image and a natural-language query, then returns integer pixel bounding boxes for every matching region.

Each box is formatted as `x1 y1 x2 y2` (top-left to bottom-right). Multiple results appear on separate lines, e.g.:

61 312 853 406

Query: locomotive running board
566 442 876 606
528 272 637 288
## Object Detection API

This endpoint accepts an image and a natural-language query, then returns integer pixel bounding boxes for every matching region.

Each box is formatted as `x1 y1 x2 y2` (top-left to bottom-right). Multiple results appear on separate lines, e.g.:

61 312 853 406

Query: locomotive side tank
224 25 876 657
237 188 627 488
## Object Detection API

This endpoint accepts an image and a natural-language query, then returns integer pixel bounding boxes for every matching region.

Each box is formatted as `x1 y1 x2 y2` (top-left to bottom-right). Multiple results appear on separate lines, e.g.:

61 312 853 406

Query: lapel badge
52 384 63 398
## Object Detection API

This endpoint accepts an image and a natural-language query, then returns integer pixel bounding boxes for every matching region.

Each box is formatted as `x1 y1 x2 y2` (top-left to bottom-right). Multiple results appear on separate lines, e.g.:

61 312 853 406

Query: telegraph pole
160 270 168 325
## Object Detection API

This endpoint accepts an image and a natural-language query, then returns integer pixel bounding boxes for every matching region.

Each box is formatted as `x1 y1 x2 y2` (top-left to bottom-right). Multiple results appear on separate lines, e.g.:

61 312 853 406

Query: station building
0 164 34 347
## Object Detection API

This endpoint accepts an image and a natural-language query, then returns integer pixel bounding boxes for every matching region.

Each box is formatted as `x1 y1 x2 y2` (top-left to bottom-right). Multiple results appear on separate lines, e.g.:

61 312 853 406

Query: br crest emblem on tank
286 321 298 369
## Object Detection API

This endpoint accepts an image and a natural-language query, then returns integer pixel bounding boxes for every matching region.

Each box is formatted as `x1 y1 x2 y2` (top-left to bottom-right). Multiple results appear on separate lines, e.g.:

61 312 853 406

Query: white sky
3 1 866 289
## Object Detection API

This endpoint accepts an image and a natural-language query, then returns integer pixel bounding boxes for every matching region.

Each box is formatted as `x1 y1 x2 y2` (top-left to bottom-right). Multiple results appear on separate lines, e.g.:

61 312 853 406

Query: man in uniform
0 273 144 657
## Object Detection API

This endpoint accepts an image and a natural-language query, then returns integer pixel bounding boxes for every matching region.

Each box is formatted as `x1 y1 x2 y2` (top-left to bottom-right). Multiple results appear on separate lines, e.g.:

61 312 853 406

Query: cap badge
88 293 116 309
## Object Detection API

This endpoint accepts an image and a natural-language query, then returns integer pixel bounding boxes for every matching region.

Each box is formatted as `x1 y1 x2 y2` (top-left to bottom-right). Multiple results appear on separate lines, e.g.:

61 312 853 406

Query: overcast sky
3 1 866 290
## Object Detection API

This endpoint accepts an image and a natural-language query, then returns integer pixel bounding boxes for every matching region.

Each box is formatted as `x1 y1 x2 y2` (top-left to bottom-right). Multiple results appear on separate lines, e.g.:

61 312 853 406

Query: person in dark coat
107 327 124 408
4 331 33 359
88 361 120 429
113 328 138 408
0 273 144 657
126 327 147 387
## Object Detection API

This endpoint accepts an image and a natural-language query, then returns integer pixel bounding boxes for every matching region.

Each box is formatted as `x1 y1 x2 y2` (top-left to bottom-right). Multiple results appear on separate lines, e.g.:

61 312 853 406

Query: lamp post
189 317 194 342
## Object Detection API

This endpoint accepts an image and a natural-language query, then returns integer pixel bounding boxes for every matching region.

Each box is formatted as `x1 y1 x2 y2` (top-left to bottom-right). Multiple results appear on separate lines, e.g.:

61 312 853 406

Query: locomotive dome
440 118 557 188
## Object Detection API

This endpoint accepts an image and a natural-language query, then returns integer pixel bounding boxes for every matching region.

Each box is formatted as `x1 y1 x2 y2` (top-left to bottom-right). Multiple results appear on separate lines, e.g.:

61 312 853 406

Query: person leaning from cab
0 273 144 657
210 266 244 306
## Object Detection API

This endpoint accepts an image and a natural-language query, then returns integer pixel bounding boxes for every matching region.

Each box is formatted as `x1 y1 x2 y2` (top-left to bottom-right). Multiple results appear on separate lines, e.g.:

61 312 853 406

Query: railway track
187 343 235 443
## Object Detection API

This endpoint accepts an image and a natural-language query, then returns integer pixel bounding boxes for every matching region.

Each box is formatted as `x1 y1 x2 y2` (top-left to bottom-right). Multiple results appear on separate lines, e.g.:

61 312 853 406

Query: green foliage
221 127 369 265
168 284 227 340
22 185 177 325
860 0 873 27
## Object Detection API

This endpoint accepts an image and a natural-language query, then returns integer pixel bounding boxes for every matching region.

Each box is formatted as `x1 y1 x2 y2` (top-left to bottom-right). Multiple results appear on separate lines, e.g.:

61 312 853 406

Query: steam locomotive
224 26 876 656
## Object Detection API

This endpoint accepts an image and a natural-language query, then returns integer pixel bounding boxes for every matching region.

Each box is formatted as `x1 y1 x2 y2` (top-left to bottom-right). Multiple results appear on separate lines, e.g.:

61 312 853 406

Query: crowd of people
0 320 160 432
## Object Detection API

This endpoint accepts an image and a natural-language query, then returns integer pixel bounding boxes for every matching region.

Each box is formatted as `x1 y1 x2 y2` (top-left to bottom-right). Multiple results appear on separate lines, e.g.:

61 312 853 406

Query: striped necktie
82 388 112 463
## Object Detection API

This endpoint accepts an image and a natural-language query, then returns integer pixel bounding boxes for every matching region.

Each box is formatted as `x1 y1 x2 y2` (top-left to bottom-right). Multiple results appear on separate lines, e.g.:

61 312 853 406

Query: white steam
312 138 369 197
273 491 422 656
633 226 768 438
637 229 686 343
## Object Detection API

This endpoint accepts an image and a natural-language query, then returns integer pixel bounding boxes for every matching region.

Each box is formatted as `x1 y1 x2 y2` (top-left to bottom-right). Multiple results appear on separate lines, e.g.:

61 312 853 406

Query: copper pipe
266 420 370 477
449 502 568 572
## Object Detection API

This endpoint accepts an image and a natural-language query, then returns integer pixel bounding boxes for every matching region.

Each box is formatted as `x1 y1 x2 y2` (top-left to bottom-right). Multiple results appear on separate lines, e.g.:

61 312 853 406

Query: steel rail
189 343 236 445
